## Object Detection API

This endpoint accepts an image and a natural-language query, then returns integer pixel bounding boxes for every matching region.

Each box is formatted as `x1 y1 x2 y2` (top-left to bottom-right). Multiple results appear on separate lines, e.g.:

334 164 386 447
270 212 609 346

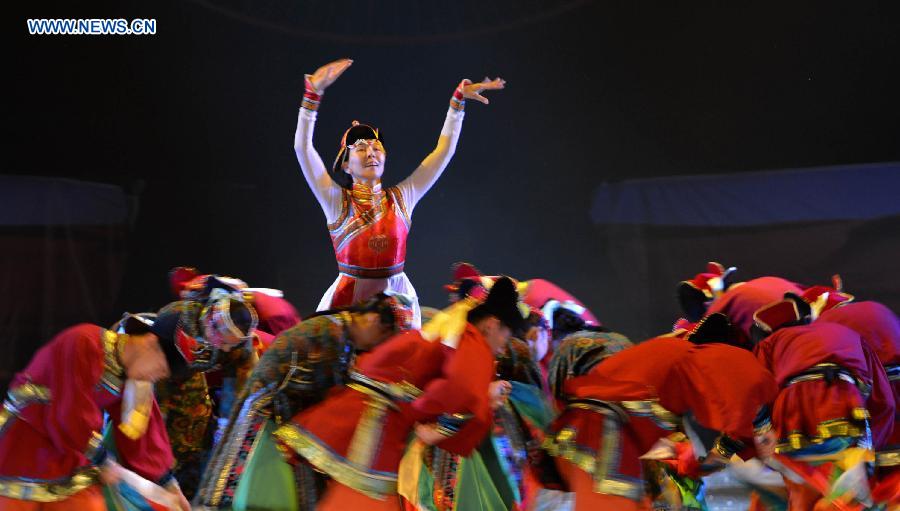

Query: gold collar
100 329 127 395
350 182 384 209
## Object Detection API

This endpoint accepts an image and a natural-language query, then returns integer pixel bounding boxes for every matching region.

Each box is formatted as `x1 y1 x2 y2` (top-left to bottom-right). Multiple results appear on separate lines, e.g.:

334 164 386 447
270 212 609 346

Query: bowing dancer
543 326 777 510
273 277 525 510
0 312 193 510
815 293 900 504
196 293 413 510
751 295 896 510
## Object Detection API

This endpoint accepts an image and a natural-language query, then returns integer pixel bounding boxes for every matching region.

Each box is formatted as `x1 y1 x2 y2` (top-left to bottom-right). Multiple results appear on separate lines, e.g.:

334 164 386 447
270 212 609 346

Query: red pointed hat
799 275 854 318
752 295 811 336
443 262 484 293
677 262 738 322
169 266 200 298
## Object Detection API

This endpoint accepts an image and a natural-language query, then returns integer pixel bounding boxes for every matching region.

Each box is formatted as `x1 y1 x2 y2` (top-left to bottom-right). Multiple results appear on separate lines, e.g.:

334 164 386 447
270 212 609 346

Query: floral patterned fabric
155 372 214 499
155 300 213 500
153 299 254 499
196 313 354 509
496 337 544 389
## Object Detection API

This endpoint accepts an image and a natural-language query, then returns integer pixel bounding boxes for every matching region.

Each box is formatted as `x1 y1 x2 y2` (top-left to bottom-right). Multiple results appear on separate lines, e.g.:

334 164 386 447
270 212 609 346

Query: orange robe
274 324 496 500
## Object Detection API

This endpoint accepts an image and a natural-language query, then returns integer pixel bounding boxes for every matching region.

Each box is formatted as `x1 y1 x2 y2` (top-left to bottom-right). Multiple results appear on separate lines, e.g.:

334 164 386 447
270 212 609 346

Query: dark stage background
4 1 900 389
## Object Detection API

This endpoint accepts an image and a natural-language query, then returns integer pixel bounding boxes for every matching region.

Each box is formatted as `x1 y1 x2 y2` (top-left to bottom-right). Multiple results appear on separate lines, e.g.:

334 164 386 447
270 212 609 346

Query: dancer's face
477 316 512 356
344 139 386 183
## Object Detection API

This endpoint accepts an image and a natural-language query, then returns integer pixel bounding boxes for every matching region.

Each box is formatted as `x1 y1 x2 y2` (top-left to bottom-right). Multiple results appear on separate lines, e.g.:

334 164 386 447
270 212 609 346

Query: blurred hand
754 429 777 460
488 380 512 410
414 423 445 445
461 77 506 105
99 460 124 486
165 481 191 511
307 59 353 93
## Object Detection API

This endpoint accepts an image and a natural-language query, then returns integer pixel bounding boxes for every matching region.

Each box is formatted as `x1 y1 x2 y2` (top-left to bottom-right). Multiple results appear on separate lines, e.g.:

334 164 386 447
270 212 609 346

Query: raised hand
461 76 507 105
307 58 353 94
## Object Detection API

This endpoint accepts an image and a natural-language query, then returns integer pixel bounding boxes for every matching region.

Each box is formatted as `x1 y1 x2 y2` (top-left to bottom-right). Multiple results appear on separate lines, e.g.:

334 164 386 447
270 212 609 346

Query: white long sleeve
294 108 343 224
395 107 466 214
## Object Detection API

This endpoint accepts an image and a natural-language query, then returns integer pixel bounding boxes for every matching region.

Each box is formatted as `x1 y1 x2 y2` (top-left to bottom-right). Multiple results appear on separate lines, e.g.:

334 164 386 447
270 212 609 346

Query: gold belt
347 371 422 404
566 398 628 422
566 398 679 431
776 417 870 453
0 467 100 502
786 371 856 387
783 363 875 400
784 363 856 387
876 448 900 467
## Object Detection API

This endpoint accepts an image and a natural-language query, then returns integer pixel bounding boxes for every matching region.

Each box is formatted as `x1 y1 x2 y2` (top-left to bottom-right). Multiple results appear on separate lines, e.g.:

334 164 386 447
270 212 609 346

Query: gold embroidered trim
330 191 391 254
326 191 351 231
1 382 52 436
386 187 411 228
785 371 855 387
0 467 100 502
712 435 744 459
205 389 274 506
543 418 644 500
5 383 51 412
100 329 126 395
348 372 422 402
84 431 104 461
0 409 10 437
273 423 398 499
875 449 900 467
784 363 872 397
754 420 773 436
346 395 390 469
618 400 680 430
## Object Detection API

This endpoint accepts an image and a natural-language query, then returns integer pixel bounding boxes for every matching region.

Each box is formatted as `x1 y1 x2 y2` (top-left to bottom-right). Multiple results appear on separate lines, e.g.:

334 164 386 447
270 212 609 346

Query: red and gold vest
328 183 410 279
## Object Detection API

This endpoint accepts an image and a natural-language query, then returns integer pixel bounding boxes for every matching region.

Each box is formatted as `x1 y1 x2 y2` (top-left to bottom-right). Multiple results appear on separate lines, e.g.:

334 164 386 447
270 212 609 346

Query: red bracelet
450 80 466 111
302 75 322 111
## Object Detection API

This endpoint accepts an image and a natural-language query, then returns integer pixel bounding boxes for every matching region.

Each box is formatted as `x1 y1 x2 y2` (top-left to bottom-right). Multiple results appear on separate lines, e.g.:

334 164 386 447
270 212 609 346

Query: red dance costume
818 301 900 447
324 184 412 309
545 336 777 507
816 302 900 504
706 276 803 345
754 321 895 452
296 78 469 327
0 325 175 506
274 324 496 507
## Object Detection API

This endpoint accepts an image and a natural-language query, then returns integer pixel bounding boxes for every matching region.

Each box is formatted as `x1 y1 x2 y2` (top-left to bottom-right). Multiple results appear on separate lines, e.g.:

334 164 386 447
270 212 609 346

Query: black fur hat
470 276 525 332
120 310 190 378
